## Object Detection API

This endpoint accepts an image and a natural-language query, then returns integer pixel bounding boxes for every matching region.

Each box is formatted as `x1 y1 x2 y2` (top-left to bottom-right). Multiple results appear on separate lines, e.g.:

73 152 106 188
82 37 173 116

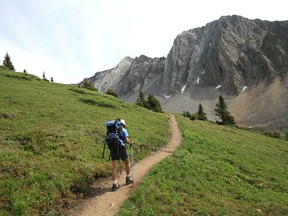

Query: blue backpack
106 119 124 155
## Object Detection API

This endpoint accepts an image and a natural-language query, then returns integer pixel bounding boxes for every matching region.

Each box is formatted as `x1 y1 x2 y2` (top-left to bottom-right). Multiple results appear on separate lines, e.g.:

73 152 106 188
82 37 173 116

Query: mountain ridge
83 15 288 131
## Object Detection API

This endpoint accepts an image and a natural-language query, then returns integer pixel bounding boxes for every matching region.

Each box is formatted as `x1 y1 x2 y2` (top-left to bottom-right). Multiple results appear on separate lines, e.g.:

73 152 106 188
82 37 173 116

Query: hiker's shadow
85 186 112 198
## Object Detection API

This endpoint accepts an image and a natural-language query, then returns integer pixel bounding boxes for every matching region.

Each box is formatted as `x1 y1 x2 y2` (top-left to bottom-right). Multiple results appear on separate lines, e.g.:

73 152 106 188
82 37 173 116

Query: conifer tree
197 103 207 120
136 90 146 107
147 94 163 113
3 52 15 71
42 72 49 81
135 91 163 113
215 95 236 125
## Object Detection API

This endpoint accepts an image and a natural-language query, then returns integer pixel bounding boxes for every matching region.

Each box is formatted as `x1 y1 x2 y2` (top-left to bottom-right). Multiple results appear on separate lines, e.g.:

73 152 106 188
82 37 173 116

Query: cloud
0 0 287 84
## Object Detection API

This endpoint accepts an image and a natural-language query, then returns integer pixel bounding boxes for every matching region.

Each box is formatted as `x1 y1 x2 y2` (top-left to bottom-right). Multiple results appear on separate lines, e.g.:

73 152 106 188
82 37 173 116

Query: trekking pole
130 144 134 186
102 137 106 158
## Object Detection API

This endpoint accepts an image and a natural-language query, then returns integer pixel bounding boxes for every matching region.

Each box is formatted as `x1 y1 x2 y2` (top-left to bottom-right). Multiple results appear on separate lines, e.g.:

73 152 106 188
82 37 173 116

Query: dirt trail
70 114 182 216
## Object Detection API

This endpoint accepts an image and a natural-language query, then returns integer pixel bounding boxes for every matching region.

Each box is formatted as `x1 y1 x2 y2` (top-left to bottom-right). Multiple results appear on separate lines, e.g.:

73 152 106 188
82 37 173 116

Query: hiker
107 119 134 191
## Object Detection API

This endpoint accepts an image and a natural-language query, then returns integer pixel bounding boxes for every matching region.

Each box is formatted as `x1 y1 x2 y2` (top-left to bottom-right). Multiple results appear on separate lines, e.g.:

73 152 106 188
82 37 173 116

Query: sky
0 0 287 84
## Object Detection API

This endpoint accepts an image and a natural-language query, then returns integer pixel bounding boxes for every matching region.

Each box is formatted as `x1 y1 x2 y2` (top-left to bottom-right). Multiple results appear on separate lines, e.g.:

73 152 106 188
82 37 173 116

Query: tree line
135 90 163 113
183 95 236 126
135 91 235 125
2 52 54 82
2 52 235 125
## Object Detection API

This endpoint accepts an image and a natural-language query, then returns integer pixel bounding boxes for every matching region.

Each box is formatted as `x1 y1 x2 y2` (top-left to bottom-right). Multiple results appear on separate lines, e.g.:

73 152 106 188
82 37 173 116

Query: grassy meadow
118 116 288 215
1 67 288 216
0 68 170 215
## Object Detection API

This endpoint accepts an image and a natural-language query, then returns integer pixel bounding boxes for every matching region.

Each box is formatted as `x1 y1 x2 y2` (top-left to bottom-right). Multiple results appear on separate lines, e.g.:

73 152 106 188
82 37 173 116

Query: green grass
118 115 288 216
2 68 288 215
0 68 169 215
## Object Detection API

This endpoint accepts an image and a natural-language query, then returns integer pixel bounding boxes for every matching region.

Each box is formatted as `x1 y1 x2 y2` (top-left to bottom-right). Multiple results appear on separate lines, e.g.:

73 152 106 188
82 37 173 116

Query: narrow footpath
70 114 182 216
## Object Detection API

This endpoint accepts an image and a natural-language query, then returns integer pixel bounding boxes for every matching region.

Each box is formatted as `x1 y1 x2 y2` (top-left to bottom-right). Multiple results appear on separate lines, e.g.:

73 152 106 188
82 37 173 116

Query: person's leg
112 160 120 191
112 160 119 181
124 157 133 184
124 157 131 177
119 147 133 184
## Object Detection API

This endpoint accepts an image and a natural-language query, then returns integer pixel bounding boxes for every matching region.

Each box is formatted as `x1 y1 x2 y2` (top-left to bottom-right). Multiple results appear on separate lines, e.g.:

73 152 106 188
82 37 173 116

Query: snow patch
181 83 187 94
215 85 221 89
194 77 200 85
164 94 171 99
242 86 248 92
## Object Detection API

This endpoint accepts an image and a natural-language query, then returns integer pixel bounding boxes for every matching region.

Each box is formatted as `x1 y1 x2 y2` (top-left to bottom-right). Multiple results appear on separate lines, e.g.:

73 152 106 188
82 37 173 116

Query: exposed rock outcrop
83 15 288 131
160 15 288 97
86 55 165 98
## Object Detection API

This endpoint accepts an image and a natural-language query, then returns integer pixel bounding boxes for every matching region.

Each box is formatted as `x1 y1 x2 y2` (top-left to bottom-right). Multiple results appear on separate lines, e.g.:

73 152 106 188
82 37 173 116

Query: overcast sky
1 0 287 84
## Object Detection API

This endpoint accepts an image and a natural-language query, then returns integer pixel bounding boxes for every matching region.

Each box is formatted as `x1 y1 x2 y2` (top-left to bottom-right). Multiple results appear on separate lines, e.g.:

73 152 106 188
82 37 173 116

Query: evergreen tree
42 72 48 81
135 91 163 113
136 90 146 107
215 95 236 125
183 111 187 117
3 52 15 71
147 94 163 113
197 103 207 120
183 111 192 119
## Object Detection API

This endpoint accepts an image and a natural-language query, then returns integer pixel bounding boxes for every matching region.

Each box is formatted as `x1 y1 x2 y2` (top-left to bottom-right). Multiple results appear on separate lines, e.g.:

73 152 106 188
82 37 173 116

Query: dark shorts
110 147 128 161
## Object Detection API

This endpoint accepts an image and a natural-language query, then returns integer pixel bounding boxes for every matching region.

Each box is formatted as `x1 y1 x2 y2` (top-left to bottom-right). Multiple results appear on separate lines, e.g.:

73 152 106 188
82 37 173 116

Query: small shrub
4 74 31 81
183 111 192 118
190 114 198 121
82 79 97 91
80 98 116 109
106 89 118 98
0 112 15 119
284 131 288 141
69 88 86 95
265 131 281 139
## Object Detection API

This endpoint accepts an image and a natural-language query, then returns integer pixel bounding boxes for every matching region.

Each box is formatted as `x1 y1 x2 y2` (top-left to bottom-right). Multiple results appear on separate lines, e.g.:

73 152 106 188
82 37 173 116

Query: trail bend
70 114 182 216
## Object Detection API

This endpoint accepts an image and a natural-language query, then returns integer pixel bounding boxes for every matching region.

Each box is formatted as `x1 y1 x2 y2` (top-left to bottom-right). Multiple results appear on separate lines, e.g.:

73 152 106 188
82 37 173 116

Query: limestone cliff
83 15 288 131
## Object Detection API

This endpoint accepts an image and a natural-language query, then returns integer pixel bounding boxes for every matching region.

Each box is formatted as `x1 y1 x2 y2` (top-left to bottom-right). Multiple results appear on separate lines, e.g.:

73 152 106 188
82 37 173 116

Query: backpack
106 119 124 155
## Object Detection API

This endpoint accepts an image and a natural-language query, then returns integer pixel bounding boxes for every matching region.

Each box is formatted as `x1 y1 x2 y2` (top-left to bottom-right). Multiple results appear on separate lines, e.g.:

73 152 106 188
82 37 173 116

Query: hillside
1 67 287 215
0 68 170 215
119 116 288 215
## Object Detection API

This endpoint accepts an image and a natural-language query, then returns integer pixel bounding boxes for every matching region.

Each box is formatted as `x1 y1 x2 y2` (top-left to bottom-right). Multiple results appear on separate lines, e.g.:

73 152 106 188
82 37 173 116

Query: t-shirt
120 127 129 147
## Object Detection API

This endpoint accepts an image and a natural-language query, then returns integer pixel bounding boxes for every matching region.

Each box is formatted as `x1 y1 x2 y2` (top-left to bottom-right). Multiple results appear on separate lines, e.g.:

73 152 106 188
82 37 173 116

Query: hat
120 119 126 127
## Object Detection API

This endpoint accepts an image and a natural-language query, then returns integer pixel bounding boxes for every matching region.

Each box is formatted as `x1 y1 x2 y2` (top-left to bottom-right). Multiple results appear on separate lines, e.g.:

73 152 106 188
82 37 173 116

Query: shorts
110 145 128 161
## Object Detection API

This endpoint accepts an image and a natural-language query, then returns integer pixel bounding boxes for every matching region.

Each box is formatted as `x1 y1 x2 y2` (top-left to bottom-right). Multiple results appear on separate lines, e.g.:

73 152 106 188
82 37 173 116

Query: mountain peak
84 16 288 131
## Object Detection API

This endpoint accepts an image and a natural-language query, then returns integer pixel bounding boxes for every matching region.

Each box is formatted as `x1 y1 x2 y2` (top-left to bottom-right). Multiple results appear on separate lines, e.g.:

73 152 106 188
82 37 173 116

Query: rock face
84 15 288 131
160 15 288 96
86 55 166 98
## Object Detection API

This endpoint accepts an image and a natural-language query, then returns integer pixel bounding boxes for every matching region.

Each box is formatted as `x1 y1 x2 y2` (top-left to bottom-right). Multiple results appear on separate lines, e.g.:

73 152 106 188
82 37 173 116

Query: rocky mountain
87 55 166 98
83 15 288 132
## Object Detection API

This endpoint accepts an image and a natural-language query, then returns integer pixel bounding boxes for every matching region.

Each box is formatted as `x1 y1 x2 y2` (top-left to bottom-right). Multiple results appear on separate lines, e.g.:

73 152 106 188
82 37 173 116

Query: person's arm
123 128 133 145
125 137 133 145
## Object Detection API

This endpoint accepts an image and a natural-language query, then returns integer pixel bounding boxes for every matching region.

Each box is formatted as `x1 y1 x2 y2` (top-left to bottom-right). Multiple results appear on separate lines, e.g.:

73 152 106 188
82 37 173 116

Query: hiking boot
112 182 120 191
126 176 133 185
